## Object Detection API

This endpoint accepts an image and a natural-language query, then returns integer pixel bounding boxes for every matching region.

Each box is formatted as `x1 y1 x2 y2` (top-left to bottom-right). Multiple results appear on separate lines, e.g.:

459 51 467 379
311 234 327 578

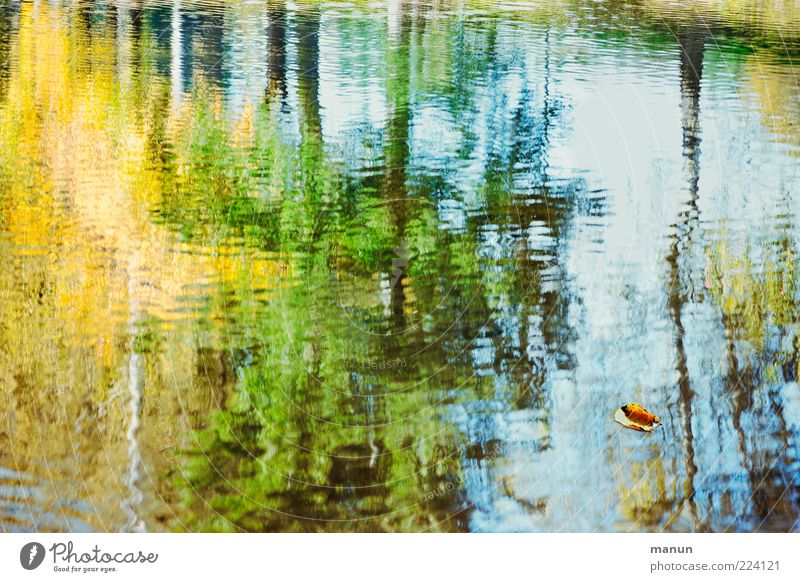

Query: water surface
1 0 800 532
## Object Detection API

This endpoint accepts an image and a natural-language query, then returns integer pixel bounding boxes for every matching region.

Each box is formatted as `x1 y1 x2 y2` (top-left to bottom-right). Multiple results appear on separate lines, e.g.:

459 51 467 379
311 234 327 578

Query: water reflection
0 0 799 532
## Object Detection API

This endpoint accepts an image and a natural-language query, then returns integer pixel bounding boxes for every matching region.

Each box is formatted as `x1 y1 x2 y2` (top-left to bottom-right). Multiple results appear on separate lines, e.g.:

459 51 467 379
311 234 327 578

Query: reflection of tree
0 1 18 102
166 1 474 532
294 2 327 225
708 231 799 529
0 1 296 532
474 23 577 409
267 0 287 102
3 0 799 534
420 17 583 521
296 4 321 141
385 0 413 328
661 28 706 531
677 27 799 530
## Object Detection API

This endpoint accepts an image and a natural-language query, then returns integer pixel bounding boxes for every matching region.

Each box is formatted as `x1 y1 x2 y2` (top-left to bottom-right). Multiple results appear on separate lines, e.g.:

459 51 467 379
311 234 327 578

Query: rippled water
1 0 800 532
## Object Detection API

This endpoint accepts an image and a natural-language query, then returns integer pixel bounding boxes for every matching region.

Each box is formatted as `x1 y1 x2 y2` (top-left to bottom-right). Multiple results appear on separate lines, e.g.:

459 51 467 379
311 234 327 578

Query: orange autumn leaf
615 403 660 432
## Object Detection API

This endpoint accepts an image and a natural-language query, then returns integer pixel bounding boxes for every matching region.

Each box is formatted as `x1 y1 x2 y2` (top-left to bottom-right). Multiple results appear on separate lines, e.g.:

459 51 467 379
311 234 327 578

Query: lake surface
1 0 800 532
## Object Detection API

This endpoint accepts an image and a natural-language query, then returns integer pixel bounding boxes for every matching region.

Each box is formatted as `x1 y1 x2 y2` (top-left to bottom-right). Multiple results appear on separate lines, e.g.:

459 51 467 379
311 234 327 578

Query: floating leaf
615 403 660 432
